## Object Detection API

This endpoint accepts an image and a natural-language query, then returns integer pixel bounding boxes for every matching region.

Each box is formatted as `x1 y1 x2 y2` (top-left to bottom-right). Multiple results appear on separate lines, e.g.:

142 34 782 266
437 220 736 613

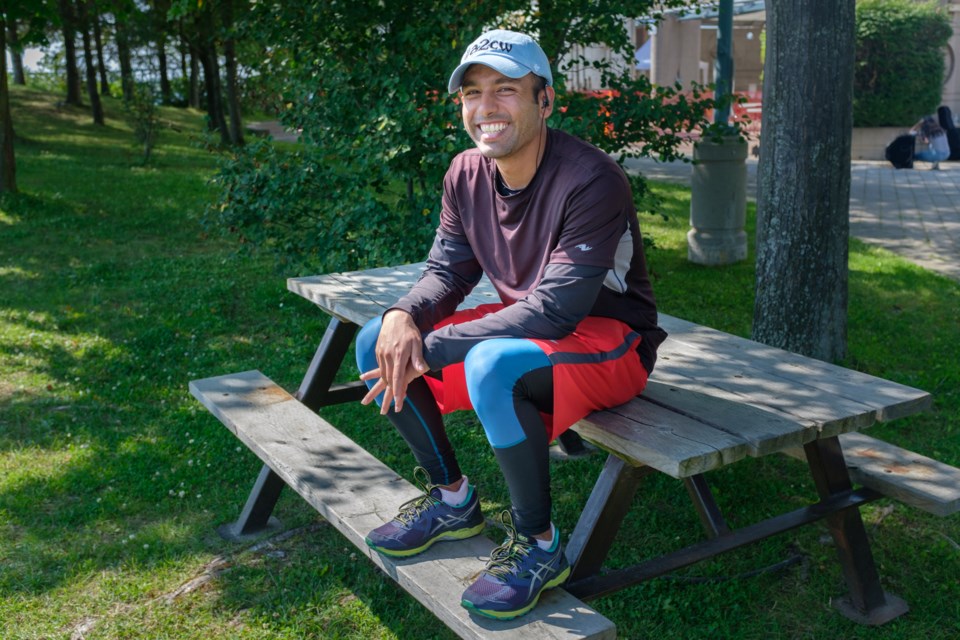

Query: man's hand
359 310 428 413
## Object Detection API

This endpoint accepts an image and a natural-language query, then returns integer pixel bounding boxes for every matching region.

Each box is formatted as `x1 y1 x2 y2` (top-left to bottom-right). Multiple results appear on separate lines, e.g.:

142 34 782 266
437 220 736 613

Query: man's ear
542 86 556 117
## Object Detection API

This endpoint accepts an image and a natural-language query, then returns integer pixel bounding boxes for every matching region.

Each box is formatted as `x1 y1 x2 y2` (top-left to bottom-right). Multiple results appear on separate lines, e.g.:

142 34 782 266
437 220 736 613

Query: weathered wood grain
783 432 960 516
659 314 932 423
637 380 818 457
573 396 749 478
190 370 617 640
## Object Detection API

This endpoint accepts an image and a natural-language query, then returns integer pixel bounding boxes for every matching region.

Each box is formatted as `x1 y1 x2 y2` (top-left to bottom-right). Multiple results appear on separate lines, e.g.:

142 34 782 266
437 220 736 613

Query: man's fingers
361 378 385 406
379 386 395 415
412 356 428 374
359 368 382 382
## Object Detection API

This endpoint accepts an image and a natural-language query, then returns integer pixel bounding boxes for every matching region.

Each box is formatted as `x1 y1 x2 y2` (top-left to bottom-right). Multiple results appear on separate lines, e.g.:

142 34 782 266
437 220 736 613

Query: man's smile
478 122 508 140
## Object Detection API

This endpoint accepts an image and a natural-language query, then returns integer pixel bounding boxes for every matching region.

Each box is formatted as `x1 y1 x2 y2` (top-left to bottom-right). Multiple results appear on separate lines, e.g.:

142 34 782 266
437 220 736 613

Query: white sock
439 476 470 506
536 523 558 551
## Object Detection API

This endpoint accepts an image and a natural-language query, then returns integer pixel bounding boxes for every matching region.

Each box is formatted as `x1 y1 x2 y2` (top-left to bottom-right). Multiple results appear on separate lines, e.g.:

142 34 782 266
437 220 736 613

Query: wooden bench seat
784 433 960 516
190 370 617 640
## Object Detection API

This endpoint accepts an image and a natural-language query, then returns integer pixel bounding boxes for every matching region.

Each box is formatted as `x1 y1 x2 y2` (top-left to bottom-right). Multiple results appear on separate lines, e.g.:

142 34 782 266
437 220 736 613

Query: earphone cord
535 96 546 174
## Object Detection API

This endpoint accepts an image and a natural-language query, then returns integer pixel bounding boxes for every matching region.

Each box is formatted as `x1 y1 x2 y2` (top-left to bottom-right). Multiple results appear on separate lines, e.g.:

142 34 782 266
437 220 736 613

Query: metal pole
714 0 734 126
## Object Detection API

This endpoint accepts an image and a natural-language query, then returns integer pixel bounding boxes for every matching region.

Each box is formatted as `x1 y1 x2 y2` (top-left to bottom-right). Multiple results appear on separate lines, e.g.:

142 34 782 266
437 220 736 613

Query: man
356 29 666 620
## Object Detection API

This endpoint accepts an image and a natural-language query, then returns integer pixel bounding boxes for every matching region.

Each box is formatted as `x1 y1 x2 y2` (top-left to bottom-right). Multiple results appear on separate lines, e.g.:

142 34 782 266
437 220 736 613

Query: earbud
542 98 550 109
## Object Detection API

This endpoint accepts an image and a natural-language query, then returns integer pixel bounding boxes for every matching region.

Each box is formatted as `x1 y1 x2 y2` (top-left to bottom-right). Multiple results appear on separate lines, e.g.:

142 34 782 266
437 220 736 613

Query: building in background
563 1 960 127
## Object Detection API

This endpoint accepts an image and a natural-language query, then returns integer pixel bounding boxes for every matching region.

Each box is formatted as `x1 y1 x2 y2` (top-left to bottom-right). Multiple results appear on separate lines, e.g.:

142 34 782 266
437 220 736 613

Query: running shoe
365 467 485 557
461 510 571 619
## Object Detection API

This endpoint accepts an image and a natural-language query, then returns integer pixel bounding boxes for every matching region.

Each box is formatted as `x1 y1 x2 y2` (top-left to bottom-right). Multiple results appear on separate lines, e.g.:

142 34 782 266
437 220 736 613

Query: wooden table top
288 264 932 476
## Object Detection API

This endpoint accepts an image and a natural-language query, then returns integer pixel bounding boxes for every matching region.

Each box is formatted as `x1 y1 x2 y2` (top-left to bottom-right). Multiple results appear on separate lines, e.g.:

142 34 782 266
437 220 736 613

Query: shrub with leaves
854 0 952 126
207 1 716 274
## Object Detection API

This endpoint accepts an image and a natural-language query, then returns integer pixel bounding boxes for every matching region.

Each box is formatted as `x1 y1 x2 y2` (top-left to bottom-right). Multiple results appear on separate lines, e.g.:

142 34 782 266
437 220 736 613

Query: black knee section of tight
489 365 554 536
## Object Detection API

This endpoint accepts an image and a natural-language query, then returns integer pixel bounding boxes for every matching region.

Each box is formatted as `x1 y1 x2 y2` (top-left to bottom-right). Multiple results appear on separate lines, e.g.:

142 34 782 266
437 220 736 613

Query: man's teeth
480 123 507 133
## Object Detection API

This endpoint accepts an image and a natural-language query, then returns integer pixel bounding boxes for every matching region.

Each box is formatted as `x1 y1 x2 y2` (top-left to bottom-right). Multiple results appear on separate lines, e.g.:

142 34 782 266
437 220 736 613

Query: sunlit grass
1 84 958 639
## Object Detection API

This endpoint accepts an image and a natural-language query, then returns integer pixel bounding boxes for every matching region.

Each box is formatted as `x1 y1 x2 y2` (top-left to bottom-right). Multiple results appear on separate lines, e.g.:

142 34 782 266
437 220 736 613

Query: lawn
1 86 958 639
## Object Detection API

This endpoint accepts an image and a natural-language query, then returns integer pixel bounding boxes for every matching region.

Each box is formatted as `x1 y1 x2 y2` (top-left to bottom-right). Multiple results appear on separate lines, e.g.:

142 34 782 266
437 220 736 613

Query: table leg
297 317 365 410
566 455 652 581
683 474 731 538
803 436 909 625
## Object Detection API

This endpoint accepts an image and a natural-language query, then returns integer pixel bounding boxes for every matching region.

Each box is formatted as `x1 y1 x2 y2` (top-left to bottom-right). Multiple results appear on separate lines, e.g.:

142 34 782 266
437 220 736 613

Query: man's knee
355 316 382 372
463 339 549 402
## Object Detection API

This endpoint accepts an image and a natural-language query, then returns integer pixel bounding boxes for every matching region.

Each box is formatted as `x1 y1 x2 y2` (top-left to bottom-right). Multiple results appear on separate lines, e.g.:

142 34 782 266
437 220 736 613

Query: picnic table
190 263 959 639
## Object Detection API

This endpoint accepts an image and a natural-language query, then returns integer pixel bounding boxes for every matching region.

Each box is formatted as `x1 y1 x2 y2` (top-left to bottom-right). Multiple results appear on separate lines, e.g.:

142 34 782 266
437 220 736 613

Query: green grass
1 85 958 639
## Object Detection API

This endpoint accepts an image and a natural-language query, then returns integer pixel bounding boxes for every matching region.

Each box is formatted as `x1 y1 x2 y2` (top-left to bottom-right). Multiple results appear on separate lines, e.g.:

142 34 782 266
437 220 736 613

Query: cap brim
447 53 533 93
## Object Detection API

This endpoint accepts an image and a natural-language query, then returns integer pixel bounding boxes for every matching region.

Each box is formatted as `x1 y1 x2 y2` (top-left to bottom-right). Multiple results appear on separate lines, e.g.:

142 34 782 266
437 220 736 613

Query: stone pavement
624 156 960 282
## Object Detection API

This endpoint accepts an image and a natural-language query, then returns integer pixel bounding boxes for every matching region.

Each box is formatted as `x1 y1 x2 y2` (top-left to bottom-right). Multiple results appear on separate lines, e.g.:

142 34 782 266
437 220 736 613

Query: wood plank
638 380 819 456
289 267 929 435
652 349 877 438
287 274 382 326
289 263 500 327
659 314 932 424
573 396 750 478
190 371 616 640
782 432 960 516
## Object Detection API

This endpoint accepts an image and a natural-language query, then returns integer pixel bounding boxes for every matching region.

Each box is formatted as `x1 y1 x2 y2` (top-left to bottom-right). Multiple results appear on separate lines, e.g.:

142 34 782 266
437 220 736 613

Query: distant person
911 115 950 169
936 105 960 160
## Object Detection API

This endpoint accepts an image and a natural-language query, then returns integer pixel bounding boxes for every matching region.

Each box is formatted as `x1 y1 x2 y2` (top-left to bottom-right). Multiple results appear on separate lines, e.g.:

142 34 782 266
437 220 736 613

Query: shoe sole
460 565 572 620
365 522 485 558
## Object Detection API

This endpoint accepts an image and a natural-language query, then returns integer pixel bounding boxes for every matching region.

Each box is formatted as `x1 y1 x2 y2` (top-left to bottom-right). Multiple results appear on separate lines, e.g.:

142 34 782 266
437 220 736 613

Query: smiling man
355 29 666 620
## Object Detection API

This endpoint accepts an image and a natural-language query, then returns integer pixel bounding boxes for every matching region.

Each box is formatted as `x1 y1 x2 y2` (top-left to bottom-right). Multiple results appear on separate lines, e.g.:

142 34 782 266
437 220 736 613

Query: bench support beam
683 474 731 538
566 485 882 601
217 463 286 541
218 318 365 542
804 437 909 625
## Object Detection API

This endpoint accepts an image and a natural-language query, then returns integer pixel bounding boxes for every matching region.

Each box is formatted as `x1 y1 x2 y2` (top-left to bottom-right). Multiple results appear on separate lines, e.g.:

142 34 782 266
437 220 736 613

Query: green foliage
207 0 717 274
207 139 436 271
854 0 952 126
123 84 161 164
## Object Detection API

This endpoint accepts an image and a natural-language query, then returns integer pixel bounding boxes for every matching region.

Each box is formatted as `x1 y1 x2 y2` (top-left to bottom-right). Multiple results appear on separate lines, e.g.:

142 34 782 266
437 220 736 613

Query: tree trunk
0 21 17 193
188 44 201 109
157 33 172 104
115 20 135 102
220 0 244 145
197 10 230 145
92 1 110 95
59 0 84 106
154 0 172 104
178 19 201 109
753 0 855 362
6 20 25 86
77 0 105 124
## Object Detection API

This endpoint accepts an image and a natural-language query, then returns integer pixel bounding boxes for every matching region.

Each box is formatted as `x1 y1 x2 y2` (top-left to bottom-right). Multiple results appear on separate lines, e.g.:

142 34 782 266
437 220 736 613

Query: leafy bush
208 139 437 271
854 0 952 127
207 1 716 274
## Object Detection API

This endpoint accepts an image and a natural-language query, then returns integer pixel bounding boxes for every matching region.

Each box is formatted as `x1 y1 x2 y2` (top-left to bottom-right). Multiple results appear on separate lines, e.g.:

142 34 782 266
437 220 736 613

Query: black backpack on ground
885 134 915 169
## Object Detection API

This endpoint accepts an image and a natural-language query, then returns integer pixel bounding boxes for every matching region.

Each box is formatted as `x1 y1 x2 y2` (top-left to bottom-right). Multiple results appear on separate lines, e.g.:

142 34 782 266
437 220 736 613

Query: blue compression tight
355 316 555 535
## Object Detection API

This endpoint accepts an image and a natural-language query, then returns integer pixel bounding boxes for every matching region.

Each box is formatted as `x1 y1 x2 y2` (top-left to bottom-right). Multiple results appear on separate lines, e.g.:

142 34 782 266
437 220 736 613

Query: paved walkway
249 120 960 282
624 156 960 282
